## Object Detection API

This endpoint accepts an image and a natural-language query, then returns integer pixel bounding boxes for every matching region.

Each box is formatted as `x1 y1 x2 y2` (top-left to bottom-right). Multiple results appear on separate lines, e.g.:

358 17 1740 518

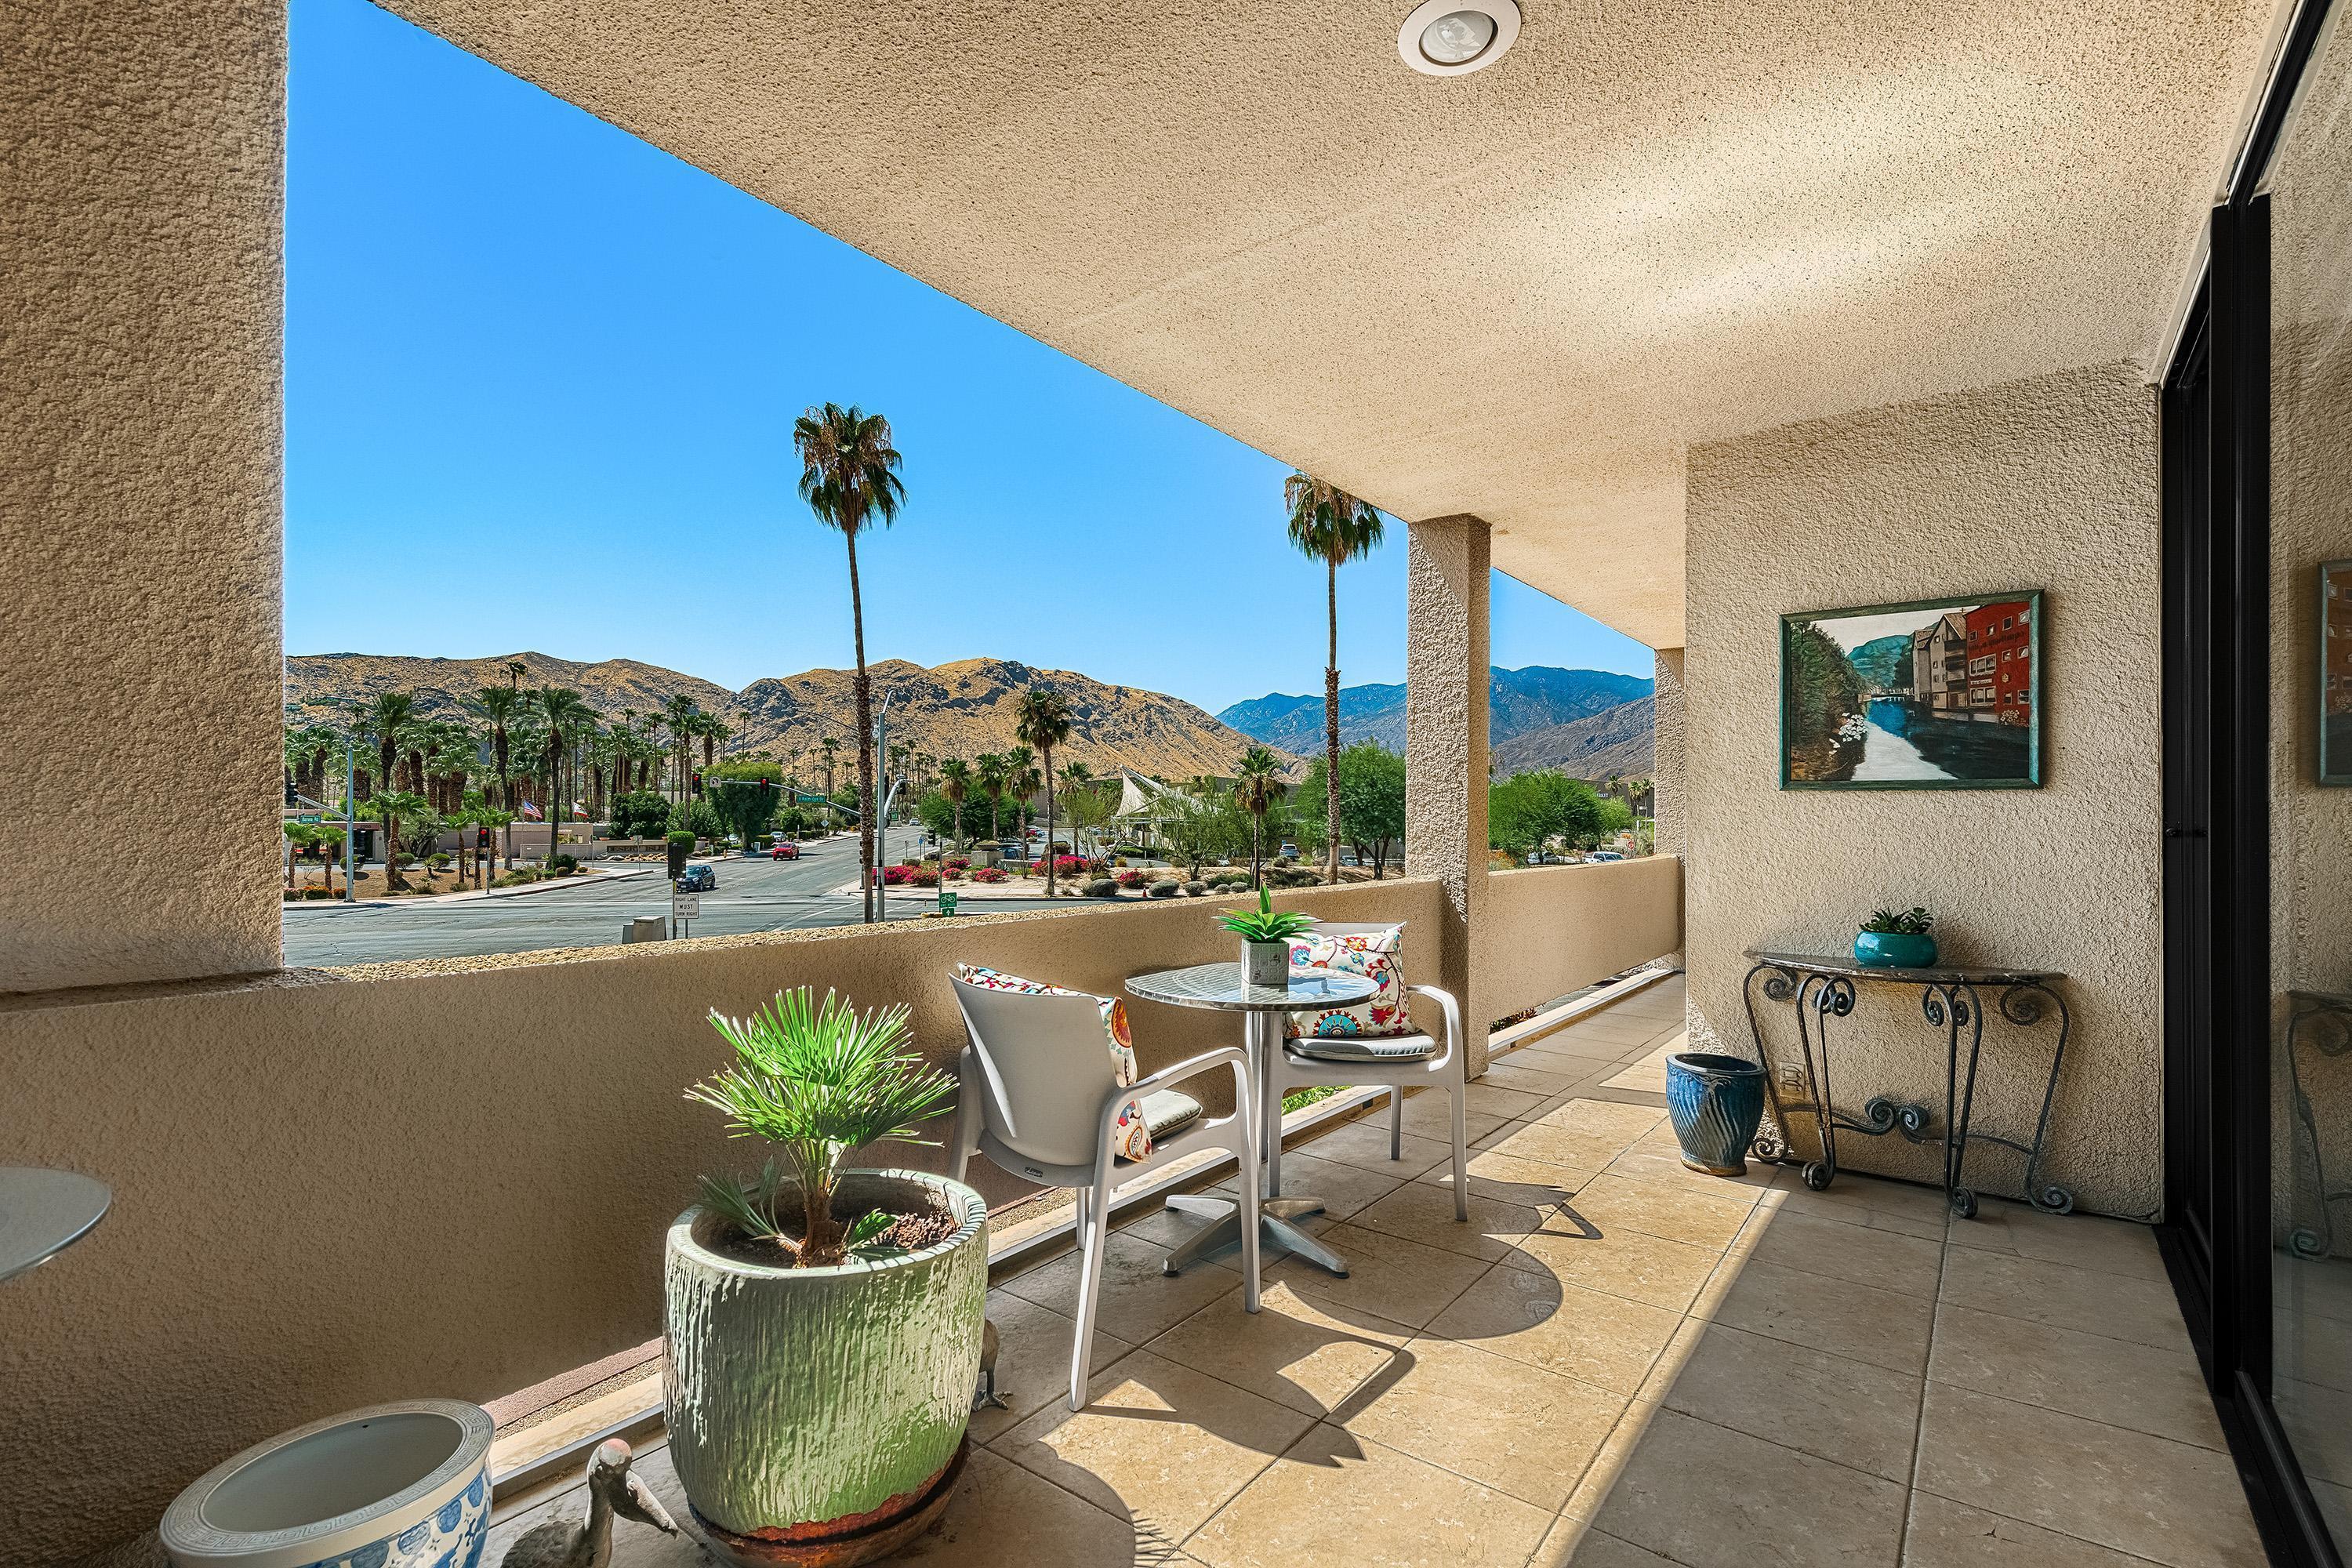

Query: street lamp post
343 732 356 902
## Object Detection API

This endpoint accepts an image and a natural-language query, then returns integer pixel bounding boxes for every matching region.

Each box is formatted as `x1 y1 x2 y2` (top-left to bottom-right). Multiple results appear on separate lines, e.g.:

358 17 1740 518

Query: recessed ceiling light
1398 0 1519 76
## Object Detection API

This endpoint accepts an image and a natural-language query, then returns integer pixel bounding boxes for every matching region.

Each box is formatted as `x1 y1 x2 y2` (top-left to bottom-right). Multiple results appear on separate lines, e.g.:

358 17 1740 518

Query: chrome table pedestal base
1158 1192 1345 1276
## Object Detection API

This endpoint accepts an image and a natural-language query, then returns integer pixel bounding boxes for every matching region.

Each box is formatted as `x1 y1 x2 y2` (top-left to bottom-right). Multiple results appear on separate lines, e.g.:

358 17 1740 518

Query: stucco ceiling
385 0 2281 646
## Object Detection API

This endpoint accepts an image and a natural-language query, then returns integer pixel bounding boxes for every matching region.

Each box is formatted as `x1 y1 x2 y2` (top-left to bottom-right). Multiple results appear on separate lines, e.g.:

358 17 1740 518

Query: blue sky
284 0 1653 714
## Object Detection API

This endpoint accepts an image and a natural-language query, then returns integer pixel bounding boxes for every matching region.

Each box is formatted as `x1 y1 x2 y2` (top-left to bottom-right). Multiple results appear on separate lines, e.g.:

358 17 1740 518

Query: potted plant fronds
1854 906 1936 968
1221 887 1316 988
665 987 987 1565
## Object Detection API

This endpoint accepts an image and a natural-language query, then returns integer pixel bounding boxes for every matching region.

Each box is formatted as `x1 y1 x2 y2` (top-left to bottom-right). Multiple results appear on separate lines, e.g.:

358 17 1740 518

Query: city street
282 828 1062 967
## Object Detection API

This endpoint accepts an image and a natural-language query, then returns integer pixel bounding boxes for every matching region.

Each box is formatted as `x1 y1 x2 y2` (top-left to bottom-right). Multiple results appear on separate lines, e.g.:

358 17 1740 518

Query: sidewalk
283 864 661 911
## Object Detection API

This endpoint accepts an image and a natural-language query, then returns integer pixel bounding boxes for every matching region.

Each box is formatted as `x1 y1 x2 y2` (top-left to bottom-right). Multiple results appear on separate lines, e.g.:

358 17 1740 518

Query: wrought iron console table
2286 989 2352 1259
1740 949 2073 1219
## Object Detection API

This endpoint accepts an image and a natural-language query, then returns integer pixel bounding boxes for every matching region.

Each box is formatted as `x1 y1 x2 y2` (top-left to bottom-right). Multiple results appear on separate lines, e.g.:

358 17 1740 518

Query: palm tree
1058 760 1096 858
818 735 842 831
473 687 521 811
1284 470 1385 884
661 694 701 799
1004 745 1038 844
1014 687 1073 895
1235 745 1287 891
793 402 907 923
369 789 429 892
360 691 415 803
937 758 973 851
975 753 1007 842
535 688 590 849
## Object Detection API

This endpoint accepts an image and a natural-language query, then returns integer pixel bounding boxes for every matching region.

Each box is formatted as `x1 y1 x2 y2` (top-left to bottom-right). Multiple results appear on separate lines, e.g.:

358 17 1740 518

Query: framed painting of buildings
2321 561 2352 784
1780 591 2043 789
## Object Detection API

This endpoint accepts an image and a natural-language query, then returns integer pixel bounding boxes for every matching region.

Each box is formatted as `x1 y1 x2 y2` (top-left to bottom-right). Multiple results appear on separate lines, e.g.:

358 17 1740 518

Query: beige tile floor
488 975 2264 1568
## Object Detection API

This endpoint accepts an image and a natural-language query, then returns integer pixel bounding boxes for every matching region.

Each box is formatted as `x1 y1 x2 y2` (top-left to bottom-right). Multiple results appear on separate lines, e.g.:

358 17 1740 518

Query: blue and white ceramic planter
1665 1051 1769 1178
159 1400 492 1568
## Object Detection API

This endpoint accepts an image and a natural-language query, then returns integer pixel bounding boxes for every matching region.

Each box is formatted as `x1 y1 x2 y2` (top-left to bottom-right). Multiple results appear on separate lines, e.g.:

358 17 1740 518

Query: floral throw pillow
1283 928 1411 1039
954 964 1154 1160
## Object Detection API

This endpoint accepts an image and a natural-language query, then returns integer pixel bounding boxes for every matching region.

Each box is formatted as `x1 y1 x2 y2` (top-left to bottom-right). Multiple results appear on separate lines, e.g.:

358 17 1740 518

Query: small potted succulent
1855 906 1937 968
1220 887 1316 988
666 988 987 1564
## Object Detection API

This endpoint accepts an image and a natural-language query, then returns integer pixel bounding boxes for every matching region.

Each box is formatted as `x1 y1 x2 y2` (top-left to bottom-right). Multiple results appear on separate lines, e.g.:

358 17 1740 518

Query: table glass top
1126 962 1380 1011
0 1167 111 1284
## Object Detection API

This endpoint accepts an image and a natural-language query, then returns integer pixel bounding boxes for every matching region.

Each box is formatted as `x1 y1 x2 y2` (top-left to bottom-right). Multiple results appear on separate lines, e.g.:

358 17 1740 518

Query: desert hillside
285 651 1288 780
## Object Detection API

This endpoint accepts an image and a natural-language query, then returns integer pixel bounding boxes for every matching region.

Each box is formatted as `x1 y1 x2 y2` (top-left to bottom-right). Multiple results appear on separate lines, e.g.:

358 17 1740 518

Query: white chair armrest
1406 983 1463 1069
1097 1045 1253 1140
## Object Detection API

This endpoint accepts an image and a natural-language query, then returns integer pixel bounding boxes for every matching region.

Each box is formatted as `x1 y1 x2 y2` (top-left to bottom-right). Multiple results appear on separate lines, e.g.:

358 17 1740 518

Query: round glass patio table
1125 962 1379 1278
0 1167 111 1285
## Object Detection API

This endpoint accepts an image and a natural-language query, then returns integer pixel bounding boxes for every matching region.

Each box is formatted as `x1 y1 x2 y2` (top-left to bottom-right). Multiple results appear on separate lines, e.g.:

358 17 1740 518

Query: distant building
1911 612 1969 713
1965 600 2033 724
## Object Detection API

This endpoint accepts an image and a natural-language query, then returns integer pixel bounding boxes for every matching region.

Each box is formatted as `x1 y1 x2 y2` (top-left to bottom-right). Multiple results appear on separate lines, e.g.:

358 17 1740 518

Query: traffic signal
691 771 703 795
476 826 492 849
283 774 298 808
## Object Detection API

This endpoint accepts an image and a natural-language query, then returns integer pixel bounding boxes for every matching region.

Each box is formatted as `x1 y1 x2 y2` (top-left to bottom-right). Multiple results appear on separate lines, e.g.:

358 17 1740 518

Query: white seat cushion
1116 1090 1203 1159
1285 1032 1440 1064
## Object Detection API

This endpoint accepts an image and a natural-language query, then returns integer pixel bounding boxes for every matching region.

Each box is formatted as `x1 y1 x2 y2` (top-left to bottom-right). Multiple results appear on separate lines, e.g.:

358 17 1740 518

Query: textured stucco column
1 0 286 991
1651 647 1687 969
1405 515 1491 1075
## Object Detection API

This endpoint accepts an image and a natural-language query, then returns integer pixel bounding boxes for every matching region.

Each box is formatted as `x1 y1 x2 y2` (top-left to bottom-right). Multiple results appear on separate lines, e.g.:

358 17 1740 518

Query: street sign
296 814 320 824
672 895 701 920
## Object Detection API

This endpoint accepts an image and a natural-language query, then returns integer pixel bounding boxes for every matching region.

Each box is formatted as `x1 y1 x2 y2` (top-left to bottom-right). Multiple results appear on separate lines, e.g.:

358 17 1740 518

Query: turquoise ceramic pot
1853 930 1937 968
1665 1052 1768 1177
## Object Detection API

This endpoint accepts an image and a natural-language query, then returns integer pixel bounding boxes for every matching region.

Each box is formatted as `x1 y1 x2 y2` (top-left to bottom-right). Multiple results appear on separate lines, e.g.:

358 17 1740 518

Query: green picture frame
1780 591 2044 789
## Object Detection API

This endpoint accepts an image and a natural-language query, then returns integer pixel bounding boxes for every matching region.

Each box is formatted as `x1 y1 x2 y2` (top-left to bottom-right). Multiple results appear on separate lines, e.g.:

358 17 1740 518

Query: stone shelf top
1744 949 2066 987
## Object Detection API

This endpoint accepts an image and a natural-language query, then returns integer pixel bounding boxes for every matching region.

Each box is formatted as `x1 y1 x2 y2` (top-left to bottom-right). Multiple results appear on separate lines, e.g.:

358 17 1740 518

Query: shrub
945 855 971 871
942 866 966 882
552 852 579 872
1083 877 1119 897
1147 879 1180 898
881 865 916 886
971 866 1009 884
1044 855 1089 878
909 866 941 888
1115 869 1148 890
1184 880 1207 896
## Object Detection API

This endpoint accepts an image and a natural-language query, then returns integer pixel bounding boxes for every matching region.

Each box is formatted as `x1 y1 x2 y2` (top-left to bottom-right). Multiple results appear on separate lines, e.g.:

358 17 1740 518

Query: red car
771 842 800 860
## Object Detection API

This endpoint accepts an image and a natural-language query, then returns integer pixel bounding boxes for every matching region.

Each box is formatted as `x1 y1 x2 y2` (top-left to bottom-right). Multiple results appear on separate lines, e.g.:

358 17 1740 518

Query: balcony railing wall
0 858 1679 1564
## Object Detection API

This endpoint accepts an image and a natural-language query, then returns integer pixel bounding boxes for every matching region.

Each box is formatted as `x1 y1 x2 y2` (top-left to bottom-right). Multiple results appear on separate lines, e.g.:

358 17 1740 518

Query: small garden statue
498 1438 677 1567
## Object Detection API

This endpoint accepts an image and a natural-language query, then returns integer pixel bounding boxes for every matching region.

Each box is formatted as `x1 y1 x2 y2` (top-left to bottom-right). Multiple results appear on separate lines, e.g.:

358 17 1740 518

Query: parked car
1586 850 1624 862
771 842 800 860
678 864 718 891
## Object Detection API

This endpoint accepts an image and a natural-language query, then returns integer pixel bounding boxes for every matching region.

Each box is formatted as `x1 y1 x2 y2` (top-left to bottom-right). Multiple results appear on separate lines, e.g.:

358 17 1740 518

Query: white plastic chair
1268 922 1468 1219
947 975 1262 1410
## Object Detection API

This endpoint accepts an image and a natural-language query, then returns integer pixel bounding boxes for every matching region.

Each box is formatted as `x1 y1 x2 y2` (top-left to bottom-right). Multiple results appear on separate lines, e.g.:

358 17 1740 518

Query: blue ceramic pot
1666 1052 1768 1178
1853 930 1937 968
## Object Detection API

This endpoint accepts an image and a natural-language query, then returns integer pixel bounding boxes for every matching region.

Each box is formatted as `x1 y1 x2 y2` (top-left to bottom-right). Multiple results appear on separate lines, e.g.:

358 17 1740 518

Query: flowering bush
881 865 916 886
971 866 1009 884
909 866 941 887
945 856 971 871
1045 855 1089 878
943 867 966 882
1115 869 1148 890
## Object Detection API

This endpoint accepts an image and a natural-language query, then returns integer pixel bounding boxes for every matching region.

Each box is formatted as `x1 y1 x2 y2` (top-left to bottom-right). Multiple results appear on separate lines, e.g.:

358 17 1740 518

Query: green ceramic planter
663 1169 988 1549
1853 930 1937 969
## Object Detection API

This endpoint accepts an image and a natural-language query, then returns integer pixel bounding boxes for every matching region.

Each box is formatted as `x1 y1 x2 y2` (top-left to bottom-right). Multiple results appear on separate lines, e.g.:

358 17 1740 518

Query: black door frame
2159 3 2343 1561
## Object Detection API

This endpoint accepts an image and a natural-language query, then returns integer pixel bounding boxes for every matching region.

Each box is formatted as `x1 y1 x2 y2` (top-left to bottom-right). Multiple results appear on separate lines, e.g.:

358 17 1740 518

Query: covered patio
483 975 2250 1568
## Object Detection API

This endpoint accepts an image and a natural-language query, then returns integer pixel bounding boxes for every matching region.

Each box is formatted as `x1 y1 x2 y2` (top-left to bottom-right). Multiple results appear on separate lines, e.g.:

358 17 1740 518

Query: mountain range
283 652 1276 781
1216 666 1654 776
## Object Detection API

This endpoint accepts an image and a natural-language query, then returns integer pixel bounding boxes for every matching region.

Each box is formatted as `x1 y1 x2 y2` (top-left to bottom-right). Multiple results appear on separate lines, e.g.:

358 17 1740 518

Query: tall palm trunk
1040 742 1056 894
847 529 878 922
1324 558 1342 884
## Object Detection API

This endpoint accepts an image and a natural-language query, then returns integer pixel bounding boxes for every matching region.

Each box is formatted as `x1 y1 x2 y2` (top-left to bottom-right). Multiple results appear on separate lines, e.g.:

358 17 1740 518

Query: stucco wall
1481 859 1682 1020
1405 516 1494 1071
1682 362 2163 1218
0 864 1676 1564
0 0 287 992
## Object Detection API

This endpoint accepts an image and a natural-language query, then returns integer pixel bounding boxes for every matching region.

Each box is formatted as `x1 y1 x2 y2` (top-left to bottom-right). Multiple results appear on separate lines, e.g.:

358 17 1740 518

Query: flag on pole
572 800 590 820
519 799 543 821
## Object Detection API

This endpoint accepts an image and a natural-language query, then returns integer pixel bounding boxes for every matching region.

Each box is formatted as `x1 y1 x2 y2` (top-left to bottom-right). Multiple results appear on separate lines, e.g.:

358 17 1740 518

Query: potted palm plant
665 988 987 1566
1221 887 1316 987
